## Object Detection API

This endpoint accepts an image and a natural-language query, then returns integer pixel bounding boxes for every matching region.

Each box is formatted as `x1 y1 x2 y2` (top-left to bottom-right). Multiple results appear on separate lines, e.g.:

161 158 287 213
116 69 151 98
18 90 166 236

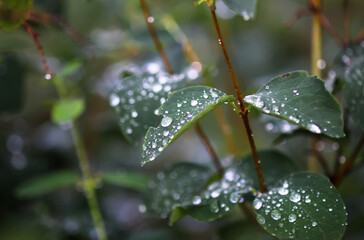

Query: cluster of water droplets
142 86 228 164
243 72 346 137
253 174 347 239
145 163 211 218
190 167 253 215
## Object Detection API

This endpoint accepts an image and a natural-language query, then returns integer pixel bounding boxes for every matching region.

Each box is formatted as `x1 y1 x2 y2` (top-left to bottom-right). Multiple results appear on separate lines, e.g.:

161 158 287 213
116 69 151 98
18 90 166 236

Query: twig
195 123 224 177
23 21 52 79
309 2 345 46
208 4 266 193
160 14 238 154
140 0 173 74
343 0 351 45
334 133 364 186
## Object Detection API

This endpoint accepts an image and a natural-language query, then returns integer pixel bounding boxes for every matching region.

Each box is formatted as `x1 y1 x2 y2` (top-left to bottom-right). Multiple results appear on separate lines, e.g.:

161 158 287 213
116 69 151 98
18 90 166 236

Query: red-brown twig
334 134 364 186
209 5 266 193
23 21 52 78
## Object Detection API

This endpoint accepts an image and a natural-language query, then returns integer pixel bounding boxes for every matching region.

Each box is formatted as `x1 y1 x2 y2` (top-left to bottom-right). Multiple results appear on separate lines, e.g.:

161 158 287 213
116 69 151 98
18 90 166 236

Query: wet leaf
178 164 254 222
16 170 78 198
144 162 211 219
244 71 344 138
222 0 257 21
0 0 33 32
334 42 364 76
101 171 149 191
142 86 235 165
51 98 85 124
253 172 347 240
109 72 188 144
343 59 364 130
239 150 299 190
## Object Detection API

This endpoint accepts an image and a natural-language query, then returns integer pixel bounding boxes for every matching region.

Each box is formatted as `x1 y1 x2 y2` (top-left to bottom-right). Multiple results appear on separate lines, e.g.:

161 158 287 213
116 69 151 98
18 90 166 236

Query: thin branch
195 123 224 177
343 0 351 45
334 133 364 186
309 2 345 46
354 28 364 43
23 21 52 79
209 5 266 193
285 8 311 28
140 0 174 74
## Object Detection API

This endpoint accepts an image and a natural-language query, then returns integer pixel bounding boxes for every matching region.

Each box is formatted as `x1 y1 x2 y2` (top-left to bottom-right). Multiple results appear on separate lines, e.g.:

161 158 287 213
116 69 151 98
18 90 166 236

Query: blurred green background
1 0 364 239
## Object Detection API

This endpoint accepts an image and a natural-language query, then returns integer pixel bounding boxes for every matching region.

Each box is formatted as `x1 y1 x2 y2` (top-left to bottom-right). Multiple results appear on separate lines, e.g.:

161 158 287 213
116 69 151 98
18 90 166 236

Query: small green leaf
51 98 85 124
109 72 188 144
0 0 33 32
16 170 78 198
144 162 211 219
222 0 257 21
244 71 344 138
142 86 234 165
343 59 364 130
239 150 299 190
101 171 149 191
253 172 347 240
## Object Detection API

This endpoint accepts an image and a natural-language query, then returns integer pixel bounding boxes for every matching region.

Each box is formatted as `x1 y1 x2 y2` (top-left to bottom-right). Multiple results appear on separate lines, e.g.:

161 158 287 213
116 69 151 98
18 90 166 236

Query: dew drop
210 200 219 213
307 123 322 134
278 187 289 195
109 93 120 107
203 92 208 99
161 116 173 127
177 102 182 107
229 192 241 203
271 210 281 220
163 130 169 136
45 73 52 80
312 221 317 227
193 196 202 205
329 208 333 212
289 193 301 203
253 199 263 210
256 214 265 224
288 214 297 222
131 110 138 118
126 128 133 134
244 95 264 108
191 99 198 106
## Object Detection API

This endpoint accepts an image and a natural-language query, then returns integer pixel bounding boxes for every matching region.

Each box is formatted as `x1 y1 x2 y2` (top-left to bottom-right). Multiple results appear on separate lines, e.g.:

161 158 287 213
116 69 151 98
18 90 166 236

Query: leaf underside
244 71 344 138
222 0 257 20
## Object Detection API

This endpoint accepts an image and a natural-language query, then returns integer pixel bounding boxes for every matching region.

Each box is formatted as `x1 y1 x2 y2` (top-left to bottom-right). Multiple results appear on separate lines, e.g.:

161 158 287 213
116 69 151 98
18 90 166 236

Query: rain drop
191 100 198 106
193 196 202 205
278 187 289 195
253 199 263 210
289 193 301 203
210 200 219 213
110 93 120 107
271 210 281 220
288 214 297 223
307 123 322 134
161 116 173 127
256 214 265 224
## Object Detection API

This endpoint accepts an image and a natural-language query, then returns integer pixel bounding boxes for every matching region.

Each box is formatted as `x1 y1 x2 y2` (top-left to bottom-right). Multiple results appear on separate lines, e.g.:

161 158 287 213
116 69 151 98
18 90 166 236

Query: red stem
209 6 266 193
23 21 52 78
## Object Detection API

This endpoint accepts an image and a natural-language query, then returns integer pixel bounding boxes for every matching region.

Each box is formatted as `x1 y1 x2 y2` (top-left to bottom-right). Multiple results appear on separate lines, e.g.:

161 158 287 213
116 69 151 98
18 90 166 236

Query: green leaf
253 172 347 240
343 59 364 130
16 170 78 198
244 71 345 138
239 150 299 190
179 164 254 222
109 72 188 144
142 86 235 165
101 171 149 191
51 98 85 124
144 162 211 219
222 0 257 21
0 0 33 32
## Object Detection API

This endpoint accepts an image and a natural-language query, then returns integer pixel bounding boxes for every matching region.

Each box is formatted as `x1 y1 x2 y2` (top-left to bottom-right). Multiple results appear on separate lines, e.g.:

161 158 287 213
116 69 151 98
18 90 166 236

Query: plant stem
140 0 174 74
139 0 224 174
195 123 224 177
71 126 108 240
23 22 52 78
208 5 266 193
334 134 364 186
343 0 351 45
160 14 238 155
53 76 108 240
309 3 344 46
309 0 322 173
